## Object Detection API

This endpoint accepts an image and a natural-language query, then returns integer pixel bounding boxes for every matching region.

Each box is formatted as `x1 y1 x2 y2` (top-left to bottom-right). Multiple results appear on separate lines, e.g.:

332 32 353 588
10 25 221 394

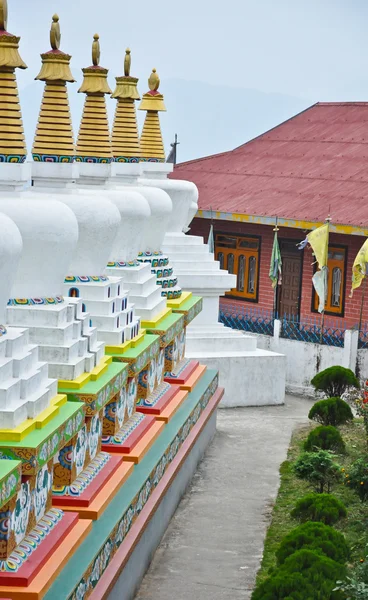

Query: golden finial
50 14 61 50
92 33 100 67
0 0 8 31
148 68 160 92
124 48 131 77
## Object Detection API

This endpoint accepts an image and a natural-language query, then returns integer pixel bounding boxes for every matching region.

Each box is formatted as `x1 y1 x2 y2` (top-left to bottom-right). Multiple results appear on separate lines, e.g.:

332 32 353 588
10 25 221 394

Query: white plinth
163 232 286 407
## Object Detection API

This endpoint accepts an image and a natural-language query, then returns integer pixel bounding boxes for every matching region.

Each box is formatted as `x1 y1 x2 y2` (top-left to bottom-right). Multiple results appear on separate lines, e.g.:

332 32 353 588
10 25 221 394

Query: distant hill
19 76 312 163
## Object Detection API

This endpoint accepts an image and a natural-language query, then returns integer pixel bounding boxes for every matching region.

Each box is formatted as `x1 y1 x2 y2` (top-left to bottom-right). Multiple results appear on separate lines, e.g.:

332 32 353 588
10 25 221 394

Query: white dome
0 193 79 298
0 213 22 323
107 187 151 263
60 191 121 276
139 177 198 234
124 185 172 252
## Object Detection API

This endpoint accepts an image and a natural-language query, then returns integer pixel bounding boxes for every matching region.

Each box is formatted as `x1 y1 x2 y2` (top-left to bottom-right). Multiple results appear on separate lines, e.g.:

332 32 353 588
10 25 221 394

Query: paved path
135 395 313 600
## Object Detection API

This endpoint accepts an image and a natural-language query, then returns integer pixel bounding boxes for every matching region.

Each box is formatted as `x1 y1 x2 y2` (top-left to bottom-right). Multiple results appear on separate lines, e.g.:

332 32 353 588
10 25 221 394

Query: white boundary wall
249 321 364 396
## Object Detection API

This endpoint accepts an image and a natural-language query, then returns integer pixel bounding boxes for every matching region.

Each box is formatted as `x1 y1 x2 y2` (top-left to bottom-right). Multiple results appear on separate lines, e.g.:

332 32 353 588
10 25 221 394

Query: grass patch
255 418 368 587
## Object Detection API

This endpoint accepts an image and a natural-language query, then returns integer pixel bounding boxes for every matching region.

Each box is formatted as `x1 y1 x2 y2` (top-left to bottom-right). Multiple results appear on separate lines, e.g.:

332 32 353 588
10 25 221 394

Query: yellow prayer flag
307 224 329 269
351 239 368 295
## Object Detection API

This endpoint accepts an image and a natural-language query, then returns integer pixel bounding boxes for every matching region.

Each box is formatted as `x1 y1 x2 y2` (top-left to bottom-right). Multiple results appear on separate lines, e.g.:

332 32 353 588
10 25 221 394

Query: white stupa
137 99 287 407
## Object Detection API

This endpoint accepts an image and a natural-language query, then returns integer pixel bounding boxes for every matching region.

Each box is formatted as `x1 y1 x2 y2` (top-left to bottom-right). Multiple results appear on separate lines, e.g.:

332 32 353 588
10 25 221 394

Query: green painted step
0 459 21 506
44 369 219 600
0 401 84 473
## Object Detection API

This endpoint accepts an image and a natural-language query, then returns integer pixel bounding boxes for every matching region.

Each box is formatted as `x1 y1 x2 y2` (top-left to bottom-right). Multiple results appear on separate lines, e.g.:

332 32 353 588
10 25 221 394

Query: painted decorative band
113 157 140 163
0 154 26 163
32 154 74 163
75 156 113 164
0 325 7 337
65 275 109 283
107 260 140 268
8 296 64 306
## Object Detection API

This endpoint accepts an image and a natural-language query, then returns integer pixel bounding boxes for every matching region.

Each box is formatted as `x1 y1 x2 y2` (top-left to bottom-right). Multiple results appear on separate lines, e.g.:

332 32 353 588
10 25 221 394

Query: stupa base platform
101 413 156 454
0 506 92 596
56 462 134 521
0 517 91 599
42 368 221 600
155 389 188 423
136 382 181 416
165 360 206 392
52 453 123 508
164 358 199 384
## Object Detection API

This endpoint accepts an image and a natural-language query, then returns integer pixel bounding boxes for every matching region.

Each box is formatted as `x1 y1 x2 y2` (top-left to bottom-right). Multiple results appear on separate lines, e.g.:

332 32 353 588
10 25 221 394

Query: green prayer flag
269 231 282 288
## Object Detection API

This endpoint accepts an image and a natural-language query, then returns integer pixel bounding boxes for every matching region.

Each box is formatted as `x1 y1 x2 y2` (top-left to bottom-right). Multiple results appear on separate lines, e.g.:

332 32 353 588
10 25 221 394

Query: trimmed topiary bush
311 366 359 398
304 425 346 453
275 521 349 566
291 493 347 525
308 397 353 427
293 450 342 493
252 549 345 600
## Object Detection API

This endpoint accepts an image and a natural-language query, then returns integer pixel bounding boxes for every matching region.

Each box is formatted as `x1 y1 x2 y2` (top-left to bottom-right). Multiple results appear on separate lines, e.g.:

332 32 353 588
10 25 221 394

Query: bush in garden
291 493 347 525
345 458 368 502
252 549 345 600
335 545 368 600
311 366 360 398
293 450 342 493
304 425 346 453
308 397 353 427
275 521 349 566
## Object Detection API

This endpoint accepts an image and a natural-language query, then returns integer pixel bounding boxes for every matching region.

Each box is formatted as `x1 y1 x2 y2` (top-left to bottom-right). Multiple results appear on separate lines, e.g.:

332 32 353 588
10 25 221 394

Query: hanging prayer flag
312 267 328 313
269 230 282 288
297 237 308 250
351 239 368 296
208 224 214 254
307 224 329 269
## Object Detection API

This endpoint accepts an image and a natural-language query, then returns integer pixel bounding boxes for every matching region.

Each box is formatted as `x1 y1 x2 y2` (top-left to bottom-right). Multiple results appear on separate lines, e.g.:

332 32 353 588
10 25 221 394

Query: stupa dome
0 212 22 322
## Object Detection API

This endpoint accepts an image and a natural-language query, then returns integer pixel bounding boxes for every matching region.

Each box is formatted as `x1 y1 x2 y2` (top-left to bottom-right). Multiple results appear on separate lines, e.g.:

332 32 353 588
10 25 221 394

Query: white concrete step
186 334 258 353
130 286 163 309
134 298 167 322
0 398 28 429
25 387 50 419
48 355 87 381
169 259 222 271
0 377 21 408
12 345 39 377
4 327 30 356
19 362 48 399
164 233 205 246
7 305 69 328
38 339 81 363
28 323 75 346
0 357 14 383
106 262 151 284
126 275 158 297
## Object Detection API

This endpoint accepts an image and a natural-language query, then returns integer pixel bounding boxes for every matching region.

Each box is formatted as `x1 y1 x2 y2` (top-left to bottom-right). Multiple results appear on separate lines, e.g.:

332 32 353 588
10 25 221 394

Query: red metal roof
172 102 368 227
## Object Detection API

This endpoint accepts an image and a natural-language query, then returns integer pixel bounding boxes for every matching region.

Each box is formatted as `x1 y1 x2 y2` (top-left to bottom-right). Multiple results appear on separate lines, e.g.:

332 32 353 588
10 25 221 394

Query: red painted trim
164 360 199 385
89 387 224 600
136 385 181 416
0 512 78 587
101 415 156 454
53 455 123 507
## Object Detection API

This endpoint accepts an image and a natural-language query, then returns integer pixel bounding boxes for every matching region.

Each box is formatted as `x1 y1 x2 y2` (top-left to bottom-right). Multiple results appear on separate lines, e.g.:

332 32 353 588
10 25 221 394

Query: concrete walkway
135 395 313 600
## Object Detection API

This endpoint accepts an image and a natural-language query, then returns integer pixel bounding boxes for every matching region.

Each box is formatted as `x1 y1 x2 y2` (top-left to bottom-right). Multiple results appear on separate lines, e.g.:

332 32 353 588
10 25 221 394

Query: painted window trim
215 231 261 302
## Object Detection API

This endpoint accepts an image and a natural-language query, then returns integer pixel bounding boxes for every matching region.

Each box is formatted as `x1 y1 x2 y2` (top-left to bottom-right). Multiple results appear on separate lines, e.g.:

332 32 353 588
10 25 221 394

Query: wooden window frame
215 231 261 302
311 244 348 317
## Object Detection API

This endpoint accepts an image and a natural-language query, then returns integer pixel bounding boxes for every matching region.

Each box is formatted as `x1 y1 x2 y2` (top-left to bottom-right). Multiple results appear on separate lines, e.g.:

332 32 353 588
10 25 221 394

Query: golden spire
138 68 166 163
32 14 75 162
76 34 112 163
0 0 27 162
111 48 141 162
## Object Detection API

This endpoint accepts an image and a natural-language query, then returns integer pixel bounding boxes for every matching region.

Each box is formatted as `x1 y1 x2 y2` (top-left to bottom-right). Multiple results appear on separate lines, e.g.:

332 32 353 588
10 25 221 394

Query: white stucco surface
0 213 22 323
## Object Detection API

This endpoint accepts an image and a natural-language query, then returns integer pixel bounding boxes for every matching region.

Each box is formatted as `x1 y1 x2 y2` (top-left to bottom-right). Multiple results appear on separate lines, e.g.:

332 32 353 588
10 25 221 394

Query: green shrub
304 425 346 453
311 366 359 398
293 450 342 493
252 549 345 600
345 458 368 502
276 521 349 566
308 397 354 427
335 545 368 600
291 493 347 525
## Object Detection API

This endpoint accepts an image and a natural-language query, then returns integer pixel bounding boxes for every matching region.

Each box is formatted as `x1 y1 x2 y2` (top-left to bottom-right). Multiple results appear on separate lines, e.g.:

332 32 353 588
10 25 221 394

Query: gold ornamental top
138 69 166 112
76 34 112 162
0 0 27 162
32 14 75 161
78 34 112 95
111 48 140 101
111 48 140 162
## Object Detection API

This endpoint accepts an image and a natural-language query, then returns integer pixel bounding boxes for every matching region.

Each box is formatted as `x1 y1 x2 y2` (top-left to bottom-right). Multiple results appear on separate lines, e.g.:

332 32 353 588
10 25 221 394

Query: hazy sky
12 0 368 100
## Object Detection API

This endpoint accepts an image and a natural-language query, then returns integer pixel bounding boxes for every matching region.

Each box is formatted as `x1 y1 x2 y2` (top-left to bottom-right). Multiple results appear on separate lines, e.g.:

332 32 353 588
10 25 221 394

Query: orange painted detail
180 364 206 392
59 462 134 520
156 390 189 423
0 520 91 599
122 421 165 464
